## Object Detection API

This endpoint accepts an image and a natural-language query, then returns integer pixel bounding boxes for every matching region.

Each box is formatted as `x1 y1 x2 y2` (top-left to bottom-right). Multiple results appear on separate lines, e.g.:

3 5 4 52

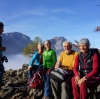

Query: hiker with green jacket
42 40 57 99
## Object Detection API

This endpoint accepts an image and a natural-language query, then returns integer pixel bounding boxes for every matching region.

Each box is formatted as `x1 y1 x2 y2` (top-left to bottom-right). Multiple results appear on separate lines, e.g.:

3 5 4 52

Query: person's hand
27 66 32 71
78 77 86 87
54 62 60 68
75 76 80 85
46 67 53 75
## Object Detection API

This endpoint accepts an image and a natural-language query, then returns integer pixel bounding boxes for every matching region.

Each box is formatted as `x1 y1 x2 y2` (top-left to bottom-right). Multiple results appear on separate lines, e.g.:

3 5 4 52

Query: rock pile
0 64 100 99
0 64 43 99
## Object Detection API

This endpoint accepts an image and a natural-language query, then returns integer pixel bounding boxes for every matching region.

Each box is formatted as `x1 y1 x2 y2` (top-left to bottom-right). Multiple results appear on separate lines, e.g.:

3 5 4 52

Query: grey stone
0 64 43 99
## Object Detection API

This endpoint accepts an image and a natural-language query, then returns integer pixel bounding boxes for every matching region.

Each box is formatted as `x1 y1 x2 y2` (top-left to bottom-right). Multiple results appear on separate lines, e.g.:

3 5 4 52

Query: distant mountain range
50 36 79 55
2 32 32 55
2 32 79 55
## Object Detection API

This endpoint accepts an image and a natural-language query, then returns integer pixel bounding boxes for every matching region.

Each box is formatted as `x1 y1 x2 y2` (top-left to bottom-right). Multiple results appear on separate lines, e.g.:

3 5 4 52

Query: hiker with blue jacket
28 43 44 79
0 22 6 87
42 40 57 99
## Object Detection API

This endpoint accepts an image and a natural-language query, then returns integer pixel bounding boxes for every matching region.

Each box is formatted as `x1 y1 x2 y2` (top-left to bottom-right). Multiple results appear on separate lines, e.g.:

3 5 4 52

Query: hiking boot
42 97 52 99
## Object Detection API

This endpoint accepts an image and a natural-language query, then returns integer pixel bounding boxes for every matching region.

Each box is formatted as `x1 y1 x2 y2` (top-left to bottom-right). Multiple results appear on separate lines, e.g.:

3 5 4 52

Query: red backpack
28 70 44 89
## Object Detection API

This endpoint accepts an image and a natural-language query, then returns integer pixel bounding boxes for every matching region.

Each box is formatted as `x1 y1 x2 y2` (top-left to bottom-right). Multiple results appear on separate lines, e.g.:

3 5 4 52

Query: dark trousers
44 74 52 97
28 65 42 79
72 76 100 99
50 73 74 99
0 62 4 84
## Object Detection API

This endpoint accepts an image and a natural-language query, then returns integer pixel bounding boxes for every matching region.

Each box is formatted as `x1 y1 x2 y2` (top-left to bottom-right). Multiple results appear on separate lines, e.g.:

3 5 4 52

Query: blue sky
0 0 100 48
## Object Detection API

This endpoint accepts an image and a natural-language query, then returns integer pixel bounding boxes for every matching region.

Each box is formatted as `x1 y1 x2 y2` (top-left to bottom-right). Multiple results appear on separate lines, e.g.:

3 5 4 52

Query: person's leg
80 77 100 99
80 82 88 99
0 63 4 85
0 71 3 84
37 65 42 70
50 79 61 99
72 76 80 99
61 75 73 99
43 74 51 97
33 65 40 71
28 65 40 79
61 82 70 99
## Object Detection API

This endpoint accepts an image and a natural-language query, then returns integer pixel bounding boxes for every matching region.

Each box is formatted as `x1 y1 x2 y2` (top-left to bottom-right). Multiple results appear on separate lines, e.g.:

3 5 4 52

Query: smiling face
63 42 72 54
38 44 44 53
79 38 90 54
79 43 89 53
44 40 51 50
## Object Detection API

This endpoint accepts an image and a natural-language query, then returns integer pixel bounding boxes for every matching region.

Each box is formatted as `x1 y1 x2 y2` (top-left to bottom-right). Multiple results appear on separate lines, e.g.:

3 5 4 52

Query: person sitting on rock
28 43 44 79
42 40 57 99
50 41 78 99
72 38 100 99
0 22 6 87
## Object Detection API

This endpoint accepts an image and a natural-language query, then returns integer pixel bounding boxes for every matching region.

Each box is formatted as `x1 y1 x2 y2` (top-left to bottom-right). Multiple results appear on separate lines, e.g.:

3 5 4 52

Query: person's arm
86 53 99 79
73 54 81 85
73 54 80 76
0 47 6 51
51 50 57 68
42 52 46 69
28 52 37 70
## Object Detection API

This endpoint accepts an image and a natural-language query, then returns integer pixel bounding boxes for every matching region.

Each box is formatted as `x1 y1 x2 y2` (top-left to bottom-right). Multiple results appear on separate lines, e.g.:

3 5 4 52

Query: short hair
44 40 51 45
62 40 72 46
79 38 90 47
0 21 4 28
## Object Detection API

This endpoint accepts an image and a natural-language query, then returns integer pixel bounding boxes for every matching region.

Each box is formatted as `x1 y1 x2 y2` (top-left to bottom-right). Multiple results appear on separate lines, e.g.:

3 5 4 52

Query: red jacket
73 53 99 79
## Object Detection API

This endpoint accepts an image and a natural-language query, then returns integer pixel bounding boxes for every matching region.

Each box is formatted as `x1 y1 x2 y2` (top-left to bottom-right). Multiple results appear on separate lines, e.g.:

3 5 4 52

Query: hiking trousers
50 75 73 99
0 63 4 84
72 76 100 99
44 74 52 97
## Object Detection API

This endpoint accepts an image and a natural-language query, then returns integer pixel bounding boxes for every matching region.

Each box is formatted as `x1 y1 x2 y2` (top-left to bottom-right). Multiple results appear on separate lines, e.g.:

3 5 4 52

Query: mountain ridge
2 32 79 55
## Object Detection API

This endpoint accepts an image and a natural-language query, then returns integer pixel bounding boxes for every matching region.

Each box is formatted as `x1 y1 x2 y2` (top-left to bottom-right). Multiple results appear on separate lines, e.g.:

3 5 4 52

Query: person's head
44 40 51 50
79 38 90 54
37 43 44 53
62 41 72 54
0 22 4 34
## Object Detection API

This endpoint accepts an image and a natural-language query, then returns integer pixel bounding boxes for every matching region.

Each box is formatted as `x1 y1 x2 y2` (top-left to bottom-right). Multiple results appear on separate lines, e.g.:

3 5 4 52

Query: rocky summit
0 64 43 99
0 64 100 99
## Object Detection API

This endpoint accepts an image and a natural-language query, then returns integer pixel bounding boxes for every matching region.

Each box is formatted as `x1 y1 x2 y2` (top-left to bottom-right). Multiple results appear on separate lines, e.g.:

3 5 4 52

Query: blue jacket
29 52 41 66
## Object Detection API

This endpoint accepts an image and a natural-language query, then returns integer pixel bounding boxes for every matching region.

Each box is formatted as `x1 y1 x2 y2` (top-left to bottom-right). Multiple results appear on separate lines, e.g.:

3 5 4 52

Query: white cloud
3 54 30 70
5 7 76 21
6 9 45 20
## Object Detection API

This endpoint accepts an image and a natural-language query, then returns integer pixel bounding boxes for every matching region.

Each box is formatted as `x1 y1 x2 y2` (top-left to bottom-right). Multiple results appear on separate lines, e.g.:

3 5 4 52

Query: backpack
50 68 73 83
90 48 100 65
90 48 100 76
28 69 44 89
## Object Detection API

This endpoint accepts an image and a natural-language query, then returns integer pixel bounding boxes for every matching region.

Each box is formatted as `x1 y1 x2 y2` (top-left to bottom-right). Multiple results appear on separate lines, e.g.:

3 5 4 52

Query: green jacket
42 49 57 69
